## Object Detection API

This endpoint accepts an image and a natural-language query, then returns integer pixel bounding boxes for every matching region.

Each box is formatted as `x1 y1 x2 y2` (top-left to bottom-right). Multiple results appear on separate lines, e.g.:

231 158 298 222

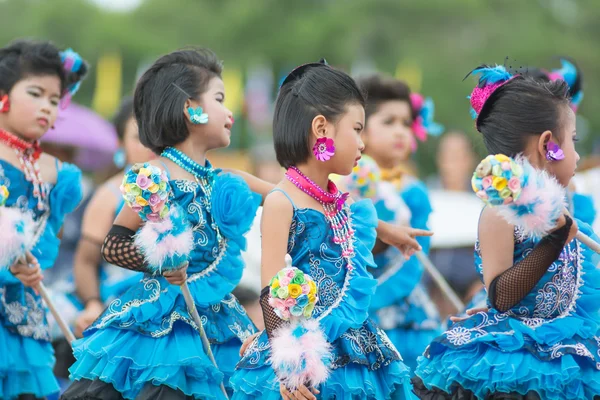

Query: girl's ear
536 130 554 164
310 114 328 141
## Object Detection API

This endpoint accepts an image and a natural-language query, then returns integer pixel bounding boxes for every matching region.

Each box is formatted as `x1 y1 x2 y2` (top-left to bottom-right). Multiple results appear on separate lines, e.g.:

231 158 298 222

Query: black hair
273 65 365 168
521 58 582 100
522 67 550 83
356 74 413 121
133 48 222 154
477 76 571 157
0 39 88 96
112 96 134 140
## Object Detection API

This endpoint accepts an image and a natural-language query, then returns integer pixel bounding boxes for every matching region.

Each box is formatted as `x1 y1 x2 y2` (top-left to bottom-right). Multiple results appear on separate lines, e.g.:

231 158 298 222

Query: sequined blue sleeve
572 192 596 228
34 162 83 270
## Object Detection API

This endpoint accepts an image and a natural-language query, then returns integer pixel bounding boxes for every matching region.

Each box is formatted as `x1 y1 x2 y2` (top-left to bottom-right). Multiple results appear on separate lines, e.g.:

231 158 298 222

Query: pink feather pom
497 156 566 239
134 205 194 274
269 319 332 391
0 207 35 270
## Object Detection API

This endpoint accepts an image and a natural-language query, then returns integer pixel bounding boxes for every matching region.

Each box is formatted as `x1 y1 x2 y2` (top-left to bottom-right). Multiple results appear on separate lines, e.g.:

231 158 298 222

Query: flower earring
313 137 335 162
187 106 208 125
546 140 565 162
0 95 10 113
113 148 126 169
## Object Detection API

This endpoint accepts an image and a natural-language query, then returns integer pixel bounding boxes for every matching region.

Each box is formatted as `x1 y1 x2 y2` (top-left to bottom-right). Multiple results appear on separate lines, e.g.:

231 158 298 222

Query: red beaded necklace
0 128 48 210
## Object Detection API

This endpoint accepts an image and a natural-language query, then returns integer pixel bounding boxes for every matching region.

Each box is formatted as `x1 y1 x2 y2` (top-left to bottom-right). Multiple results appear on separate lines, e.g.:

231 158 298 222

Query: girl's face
122 117 155 164
546 106 579 187
1 75 62 140
190 77 234 151
323 103 366 176
361 100 413 169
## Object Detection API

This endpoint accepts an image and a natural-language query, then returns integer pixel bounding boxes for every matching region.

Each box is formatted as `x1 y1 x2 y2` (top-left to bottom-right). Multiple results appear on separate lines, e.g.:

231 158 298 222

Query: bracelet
84 297 102 307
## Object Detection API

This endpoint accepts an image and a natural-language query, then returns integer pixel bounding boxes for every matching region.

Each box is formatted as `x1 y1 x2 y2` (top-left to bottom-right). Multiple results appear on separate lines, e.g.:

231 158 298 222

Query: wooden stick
414 251 465 312
577 232 600 255
37 281 76 343
18 254 77 345
180 283 229 399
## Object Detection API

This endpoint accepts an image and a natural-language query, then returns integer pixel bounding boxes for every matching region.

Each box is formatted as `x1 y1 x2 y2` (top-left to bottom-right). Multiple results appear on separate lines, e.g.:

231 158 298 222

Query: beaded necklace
285 167 355 270
0 129 48 210
160 146 222 243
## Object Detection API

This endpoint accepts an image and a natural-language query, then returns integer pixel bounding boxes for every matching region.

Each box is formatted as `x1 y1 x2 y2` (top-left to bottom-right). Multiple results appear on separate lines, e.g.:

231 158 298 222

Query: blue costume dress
47 184 143 340
231 194 415 400
0 160 82 399
460 194 598 315
414 219 600 399
66 166 260 399
369 176 442 371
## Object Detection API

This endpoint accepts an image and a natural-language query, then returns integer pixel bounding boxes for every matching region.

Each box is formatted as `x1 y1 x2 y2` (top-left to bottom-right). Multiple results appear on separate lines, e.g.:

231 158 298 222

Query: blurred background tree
2 0 598 176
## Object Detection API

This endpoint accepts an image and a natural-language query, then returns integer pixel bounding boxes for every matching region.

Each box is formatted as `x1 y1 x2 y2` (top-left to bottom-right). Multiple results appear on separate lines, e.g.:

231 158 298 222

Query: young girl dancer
456 58 592 317
0 39 87 400
231 61 416 400
72 97 155 337
353 74 442 371
413 65 600 399
63 48 263 400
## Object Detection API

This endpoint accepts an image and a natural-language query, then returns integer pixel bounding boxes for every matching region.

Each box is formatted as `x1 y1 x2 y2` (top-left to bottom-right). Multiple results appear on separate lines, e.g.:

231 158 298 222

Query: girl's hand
378 222 433 259
280 384 319 400
163 262 188 286
449 306 489 323
75 299 104 337
239 332 260 356
9 251 43 288
552 213 578 245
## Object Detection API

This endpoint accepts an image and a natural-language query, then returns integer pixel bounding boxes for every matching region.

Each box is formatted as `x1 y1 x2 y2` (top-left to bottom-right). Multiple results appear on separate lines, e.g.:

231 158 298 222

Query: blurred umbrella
42 102 118 171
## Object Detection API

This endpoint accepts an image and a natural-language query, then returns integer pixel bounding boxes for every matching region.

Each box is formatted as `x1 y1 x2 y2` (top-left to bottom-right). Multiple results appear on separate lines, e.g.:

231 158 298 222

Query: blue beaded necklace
161 147 214 180
160 146 223 244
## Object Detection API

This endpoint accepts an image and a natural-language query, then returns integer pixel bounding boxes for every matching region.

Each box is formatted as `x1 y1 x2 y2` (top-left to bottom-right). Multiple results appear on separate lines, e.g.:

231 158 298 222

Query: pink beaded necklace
285 167 356 270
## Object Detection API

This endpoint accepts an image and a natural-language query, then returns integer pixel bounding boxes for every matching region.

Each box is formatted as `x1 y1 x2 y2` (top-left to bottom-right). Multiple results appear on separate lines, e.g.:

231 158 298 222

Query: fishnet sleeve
260 286 286 338
101 225 147 272
488 215 573 312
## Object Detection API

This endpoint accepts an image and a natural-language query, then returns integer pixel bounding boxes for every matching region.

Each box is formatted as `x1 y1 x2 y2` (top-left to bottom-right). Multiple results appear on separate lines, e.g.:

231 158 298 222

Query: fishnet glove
101 225 147 272
260 286 285 338
489 215 573 312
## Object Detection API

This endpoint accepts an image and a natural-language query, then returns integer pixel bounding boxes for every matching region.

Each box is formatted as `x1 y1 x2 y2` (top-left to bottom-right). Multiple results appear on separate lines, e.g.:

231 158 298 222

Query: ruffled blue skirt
416 340 600 399
231 319 417 400
0 324 59 399
386 327 441 372
69 322 227 400
231 357 415 400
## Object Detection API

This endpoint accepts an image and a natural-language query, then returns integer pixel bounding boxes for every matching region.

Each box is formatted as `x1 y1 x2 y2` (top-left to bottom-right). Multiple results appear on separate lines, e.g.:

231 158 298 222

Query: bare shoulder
38 152 60 184
106 171 125 188
263 187 294 217
479 207 512 233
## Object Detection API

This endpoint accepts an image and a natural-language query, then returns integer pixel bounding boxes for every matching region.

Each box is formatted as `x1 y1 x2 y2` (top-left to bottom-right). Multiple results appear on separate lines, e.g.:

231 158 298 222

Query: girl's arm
223 168 275 205
73 185 119 335
101 204 146 272
260 191 293 288
480 207 576 312
376 221 432 258
259 190 317 400
74 185 118 304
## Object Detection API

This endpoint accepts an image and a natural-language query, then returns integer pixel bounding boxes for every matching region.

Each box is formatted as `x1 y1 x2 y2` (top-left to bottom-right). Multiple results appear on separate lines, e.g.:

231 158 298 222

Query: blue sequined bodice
286 207 349 319
169 179 220 276
474 226 582 322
